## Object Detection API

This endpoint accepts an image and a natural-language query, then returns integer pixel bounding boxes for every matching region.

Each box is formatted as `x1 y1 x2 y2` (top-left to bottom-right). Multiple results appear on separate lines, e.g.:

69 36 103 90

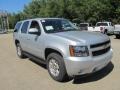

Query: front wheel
47 53 69 82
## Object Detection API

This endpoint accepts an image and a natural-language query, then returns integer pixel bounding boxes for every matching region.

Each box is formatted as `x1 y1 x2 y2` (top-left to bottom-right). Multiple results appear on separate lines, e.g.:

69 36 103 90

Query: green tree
8 0 120 28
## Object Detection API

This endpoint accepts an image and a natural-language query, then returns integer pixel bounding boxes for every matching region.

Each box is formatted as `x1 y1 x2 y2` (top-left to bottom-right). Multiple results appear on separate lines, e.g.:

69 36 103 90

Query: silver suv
13 18 113 82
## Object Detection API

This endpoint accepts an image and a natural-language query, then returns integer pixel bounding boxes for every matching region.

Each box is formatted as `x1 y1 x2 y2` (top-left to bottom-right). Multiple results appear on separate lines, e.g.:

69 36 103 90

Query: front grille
90 40 111 56
92 46 110 56
90 40 110 48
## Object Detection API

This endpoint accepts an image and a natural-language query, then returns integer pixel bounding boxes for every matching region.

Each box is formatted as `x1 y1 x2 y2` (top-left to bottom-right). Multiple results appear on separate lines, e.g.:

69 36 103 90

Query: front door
27 20 44 59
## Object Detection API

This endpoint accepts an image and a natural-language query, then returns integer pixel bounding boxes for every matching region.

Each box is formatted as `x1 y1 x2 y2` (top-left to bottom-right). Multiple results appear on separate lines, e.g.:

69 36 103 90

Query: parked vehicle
79 23 93 31
90 22 114 34
13 18 113 82
114 24 120 39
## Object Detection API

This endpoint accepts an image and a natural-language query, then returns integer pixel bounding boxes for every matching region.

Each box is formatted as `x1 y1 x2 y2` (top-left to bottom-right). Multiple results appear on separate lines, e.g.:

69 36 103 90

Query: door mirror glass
28 28 40 35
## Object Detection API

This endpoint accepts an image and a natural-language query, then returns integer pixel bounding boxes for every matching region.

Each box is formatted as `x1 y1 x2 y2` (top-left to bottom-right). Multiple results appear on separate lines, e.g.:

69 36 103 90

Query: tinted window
21 21 29 33
80 24 88 27
30 21 40 30
96 23 108 26
14 22 22 32
29 21 41 34
41 19 78 33
89 23 92 26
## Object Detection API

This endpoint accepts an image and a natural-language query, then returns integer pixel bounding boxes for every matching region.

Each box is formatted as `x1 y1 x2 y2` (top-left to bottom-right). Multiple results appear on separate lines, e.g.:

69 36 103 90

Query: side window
30 21 40 30
14 22 22 32
89 23 92 27
29 21 41 34
111 23 114 26
21 21 29 33
62 20 72 30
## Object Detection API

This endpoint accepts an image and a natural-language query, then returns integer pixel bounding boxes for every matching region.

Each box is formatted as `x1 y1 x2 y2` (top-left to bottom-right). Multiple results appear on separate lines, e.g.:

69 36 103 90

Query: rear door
13 22 22 40
19 21 30 51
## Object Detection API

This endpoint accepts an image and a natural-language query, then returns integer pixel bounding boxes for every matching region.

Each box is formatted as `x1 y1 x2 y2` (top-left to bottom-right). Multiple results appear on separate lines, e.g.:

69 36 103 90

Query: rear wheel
16 43 26 58
47 53 69 82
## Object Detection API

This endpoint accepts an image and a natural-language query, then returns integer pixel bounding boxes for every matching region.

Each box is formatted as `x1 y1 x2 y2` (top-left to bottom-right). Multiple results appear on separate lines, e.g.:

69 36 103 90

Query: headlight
69 46 89 57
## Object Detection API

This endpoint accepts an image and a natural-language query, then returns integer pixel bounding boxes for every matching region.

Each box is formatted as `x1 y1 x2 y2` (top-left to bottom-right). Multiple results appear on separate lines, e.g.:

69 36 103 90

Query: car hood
53 31 110 45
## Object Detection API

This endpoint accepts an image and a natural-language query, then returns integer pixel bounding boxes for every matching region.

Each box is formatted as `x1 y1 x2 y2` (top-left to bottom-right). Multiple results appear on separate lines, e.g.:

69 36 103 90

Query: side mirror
28 28 40 35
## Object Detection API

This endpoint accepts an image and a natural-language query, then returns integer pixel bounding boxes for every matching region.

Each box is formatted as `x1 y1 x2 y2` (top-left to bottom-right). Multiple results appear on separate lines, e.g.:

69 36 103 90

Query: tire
116 35 120 39
16 43 26 59
47 53 69 82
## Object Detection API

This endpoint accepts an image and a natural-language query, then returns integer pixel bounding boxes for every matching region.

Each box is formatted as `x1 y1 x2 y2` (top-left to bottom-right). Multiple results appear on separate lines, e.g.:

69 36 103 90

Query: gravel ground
0 34 120 90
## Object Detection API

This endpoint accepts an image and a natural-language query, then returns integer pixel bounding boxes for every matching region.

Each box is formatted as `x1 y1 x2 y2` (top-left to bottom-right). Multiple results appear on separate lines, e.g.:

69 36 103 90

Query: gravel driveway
0 34 119 90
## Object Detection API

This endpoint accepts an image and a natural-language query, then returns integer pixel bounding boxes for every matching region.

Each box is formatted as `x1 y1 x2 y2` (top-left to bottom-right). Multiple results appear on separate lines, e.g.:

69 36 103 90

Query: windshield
41 19 78 33
96 23 108 26
79 24 88 27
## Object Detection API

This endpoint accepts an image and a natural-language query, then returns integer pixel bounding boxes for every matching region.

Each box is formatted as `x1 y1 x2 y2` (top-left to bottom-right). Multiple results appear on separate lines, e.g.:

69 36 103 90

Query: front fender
45 45 68 58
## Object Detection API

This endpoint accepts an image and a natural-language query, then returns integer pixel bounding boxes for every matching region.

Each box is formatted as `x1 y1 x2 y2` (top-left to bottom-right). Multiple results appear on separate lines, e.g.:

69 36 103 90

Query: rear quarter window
14 22 22 32
21 21 29 33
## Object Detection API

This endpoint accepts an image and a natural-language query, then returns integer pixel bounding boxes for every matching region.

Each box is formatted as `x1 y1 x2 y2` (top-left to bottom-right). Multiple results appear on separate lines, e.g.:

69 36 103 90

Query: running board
23 52 46 65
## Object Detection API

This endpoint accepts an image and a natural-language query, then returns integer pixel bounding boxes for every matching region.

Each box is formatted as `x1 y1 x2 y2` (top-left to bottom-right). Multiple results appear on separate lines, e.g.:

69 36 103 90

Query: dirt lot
0 34 120 90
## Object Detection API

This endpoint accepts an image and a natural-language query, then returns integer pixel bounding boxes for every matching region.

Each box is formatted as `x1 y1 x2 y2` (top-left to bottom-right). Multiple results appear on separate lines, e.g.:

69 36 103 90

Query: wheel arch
15 39 20 46
45 48 63 60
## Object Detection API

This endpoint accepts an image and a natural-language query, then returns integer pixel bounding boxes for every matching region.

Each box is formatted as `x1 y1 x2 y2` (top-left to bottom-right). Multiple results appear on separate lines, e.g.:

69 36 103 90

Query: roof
16 18 65 24
97 22 111 23
22 18 64 22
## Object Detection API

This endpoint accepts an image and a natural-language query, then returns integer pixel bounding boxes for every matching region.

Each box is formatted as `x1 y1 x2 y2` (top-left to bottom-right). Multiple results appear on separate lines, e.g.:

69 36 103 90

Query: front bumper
64 49 113 76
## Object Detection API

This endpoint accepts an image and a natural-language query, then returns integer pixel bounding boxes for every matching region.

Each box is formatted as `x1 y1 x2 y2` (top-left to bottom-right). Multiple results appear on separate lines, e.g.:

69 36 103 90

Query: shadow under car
73 62 114 84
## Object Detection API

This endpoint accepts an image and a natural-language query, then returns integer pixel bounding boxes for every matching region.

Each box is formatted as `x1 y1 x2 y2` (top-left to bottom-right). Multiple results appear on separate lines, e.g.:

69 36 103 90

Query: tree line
8 0 120 28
